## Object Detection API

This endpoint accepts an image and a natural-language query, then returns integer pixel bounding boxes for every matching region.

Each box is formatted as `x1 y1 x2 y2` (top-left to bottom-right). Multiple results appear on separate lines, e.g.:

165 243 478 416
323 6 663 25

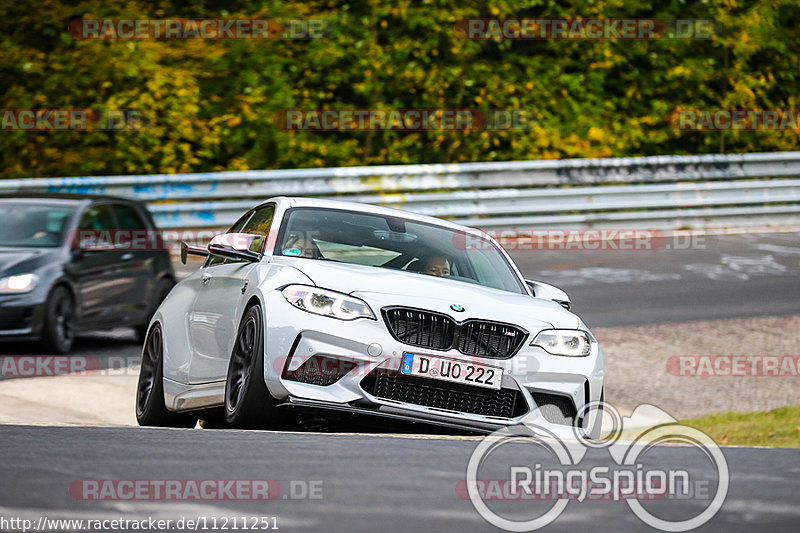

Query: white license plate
399 352 503 390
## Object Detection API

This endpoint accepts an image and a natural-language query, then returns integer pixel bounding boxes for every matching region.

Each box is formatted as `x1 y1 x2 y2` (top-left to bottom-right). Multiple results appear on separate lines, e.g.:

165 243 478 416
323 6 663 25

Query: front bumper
278 397 519 434
262 290 604 439
0 292 47 340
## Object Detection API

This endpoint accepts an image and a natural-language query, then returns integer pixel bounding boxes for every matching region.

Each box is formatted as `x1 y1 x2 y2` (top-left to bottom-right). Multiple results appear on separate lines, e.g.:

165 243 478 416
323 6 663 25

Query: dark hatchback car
0 193 175 353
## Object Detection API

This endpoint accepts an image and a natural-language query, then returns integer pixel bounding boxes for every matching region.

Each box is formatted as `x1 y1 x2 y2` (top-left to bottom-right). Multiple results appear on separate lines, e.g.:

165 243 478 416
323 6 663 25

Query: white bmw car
136 197 603 437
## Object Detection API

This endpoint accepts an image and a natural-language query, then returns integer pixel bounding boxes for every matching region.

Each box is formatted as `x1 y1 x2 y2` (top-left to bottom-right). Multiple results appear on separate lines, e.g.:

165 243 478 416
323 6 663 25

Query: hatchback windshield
276 207 525 294
0 201 75 247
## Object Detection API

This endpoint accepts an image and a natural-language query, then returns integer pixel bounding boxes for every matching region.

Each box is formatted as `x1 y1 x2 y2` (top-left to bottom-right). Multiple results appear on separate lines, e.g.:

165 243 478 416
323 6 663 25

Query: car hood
0 247 58 278
271 256 581 330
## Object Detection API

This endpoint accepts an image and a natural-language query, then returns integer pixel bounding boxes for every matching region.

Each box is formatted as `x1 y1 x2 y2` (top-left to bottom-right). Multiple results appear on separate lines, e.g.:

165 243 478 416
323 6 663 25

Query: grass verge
679 405 800 448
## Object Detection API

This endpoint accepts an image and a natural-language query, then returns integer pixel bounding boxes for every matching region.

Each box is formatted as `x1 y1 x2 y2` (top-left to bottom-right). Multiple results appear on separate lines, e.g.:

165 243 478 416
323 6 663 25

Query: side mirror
525 279 571 310
207 233 261 263
180 241 209 264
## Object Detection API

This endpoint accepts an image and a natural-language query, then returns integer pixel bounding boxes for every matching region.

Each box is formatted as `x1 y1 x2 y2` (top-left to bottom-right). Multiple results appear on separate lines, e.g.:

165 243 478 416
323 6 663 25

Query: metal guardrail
2 151 799 230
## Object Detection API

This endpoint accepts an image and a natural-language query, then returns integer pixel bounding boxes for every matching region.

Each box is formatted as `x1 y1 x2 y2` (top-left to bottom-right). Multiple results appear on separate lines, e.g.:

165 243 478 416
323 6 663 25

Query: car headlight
532 329 593 357
0 273 38 294
281 285 376 321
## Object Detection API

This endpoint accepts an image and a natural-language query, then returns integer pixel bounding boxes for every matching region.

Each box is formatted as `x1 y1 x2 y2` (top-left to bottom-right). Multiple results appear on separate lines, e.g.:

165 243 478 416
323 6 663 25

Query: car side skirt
163 377 224 412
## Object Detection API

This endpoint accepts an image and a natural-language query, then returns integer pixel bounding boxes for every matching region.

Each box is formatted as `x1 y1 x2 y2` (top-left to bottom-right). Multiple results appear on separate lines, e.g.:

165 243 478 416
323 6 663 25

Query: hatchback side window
77 204 117 250
113 204 148 230
78 204 115 231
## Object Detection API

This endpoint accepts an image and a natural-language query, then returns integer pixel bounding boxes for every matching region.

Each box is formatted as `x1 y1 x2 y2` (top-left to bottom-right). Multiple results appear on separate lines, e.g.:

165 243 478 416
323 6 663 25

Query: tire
224 304 282 429
135 278 174 342
136 323 197 428
41 285 75 355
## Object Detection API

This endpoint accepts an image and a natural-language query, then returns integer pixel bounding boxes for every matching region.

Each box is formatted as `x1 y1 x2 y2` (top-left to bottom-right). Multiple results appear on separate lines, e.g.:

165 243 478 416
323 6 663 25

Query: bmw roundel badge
450 304 465 312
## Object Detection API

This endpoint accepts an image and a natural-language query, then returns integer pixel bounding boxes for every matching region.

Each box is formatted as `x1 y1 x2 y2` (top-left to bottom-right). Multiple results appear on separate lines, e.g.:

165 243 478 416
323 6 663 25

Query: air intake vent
361 369 528 418
531 392 578 426
283 356 358 386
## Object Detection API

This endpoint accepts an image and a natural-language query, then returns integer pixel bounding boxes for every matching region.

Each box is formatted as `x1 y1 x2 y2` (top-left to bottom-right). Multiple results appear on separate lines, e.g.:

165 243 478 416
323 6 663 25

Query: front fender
159 261 314 386
154 271 202 384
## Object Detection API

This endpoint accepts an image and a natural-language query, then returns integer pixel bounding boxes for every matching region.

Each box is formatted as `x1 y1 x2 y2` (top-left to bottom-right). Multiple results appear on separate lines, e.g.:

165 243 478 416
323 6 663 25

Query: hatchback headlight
0 273 38 294
532 329 593 357
281 285 376 321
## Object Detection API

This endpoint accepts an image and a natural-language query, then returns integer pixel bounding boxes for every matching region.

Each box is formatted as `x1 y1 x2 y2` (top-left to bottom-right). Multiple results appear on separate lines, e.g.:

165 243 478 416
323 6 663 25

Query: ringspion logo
464 403 728 531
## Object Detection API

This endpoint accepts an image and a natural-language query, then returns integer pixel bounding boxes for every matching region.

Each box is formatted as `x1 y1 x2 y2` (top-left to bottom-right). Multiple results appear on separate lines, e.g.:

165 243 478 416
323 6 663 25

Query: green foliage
1 0 799 178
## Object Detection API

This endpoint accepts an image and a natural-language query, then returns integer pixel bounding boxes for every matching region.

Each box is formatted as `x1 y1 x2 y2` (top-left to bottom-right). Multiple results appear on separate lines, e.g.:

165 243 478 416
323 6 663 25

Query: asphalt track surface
1 425 799 532
1 231 799 532
507 230 800 327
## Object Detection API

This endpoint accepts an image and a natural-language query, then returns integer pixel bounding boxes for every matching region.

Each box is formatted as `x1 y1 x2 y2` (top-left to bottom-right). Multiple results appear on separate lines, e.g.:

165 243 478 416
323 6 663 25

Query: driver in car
282 234 321 259
420 255 451 277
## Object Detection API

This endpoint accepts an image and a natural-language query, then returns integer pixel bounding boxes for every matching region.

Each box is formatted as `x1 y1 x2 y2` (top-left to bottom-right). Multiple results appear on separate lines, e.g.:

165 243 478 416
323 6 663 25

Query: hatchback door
69 203 136 325
108 202 158 323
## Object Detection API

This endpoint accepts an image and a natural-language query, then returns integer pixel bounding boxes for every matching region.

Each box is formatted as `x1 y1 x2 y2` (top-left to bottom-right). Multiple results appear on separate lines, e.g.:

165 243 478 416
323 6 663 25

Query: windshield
0 201 75 248
275 207 526 294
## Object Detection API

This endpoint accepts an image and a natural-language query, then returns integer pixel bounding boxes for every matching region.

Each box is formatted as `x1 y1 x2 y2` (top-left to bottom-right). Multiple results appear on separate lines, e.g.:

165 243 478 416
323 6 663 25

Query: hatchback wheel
42 286 75 354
